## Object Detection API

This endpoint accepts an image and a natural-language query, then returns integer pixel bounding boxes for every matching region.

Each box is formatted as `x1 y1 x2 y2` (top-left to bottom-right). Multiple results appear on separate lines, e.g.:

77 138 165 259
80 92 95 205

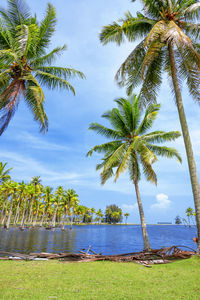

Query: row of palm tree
0 176 79 230
0 170 130 229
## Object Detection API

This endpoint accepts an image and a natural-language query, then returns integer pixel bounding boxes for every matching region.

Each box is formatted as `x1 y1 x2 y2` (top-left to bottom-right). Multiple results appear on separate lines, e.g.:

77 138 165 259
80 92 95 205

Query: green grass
0 257 200 300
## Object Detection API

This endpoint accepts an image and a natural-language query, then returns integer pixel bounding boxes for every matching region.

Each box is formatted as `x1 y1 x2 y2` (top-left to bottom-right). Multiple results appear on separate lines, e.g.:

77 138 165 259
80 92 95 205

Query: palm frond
146 144 182 162
88 122 123 140
35 70 76 94
115 144 133 181
136 103 160 135
87 141 122 157
35 66 85 80
36 3 57 55
143 130 181 143
30 45 67 67
100 22 124 45
140 155 157 184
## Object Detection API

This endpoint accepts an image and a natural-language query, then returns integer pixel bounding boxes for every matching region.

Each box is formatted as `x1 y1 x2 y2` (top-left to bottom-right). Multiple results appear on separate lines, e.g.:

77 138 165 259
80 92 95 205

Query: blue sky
1 0 200 223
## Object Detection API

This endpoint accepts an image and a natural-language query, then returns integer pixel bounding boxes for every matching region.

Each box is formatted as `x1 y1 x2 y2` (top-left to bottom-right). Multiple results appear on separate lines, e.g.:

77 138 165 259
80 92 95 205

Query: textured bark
134 179 151 250
168 42 200 253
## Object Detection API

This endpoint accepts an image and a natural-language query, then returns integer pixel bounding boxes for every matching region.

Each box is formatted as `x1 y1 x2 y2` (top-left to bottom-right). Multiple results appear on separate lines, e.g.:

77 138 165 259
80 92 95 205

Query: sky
0 0 200 224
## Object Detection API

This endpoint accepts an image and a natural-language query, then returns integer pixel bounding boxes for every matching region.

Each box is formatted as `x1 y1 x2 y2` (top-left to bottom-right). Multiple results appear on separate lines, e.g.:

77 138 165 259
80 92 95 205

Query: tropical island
0 0 200 299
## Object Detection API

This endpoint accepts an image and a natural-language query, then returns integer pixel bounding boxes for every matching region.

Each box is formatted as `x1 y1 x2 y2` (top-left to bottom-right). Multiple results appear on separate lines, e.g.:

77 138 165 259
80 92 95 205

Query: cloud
15 132 70 151
121 203 138 212
0 150 81 184
150 193 172 210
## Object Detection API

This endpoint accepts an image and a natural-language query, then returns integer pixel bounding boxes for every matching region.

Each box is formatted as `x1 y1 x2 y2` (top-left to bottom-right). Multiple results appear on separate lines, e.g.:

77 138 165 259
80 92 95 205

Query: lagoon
0 225 197 255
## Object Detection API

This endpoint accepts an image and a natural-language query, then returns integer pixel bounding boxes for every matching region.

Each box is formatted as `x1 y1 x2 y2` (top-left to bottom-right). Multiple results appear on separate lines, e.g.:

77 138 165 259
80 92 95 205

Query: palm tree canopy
87 94 181 185
100 0 200 104
0 0 85 135
0 162 12 183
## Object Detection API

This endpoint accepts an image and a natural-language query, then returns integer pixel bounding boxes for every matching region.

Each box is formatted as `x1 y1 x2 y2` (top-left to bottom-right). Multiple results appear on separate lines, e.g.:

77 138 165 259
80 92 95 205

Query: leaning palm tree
0 0 85 134
100 0 200 252
87 95 181 250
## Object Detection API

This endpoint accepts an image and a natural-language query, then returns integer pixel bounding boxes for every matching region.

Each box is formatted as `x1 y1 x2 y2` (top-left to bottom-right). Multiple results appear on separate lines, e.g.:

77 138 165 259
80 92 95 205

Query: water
0 225 197 255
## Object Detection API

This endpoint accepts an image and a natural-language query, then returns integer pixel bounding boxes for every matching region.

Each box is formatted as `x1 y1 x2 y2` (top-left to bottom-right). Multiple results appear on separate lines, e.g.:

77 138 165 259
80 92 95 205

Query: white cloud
150 193 172 210
0 150 81 184
15 132 70 151
121 203 138 213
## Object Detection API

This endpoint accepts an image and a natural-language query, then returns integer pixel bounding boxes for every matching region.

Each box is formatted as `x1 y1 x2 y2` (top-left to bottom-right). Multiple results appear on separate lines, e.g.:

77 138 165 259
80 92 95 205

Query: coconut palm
100 0 200 252
124 213 130 224
40 186 53 227
5 181 18 229
87 95 181 250
65 189 79 229
51 186 64 228
0 0 85 135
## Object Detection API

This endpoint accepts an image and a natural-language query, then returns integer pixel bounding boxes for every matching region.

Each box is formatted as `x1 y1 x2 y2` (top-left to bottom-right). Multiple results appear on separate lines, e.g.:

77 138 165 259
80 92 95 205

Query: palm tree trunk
20 199 27 227
70 209 74 230
168 42 200 253
0 196 6 223
32 202 40 227
134 178 151 250
40 207 46 227
13 199 20 225
5 195 14 229
28 197 34 223
62 209 67 230
51 201 60 228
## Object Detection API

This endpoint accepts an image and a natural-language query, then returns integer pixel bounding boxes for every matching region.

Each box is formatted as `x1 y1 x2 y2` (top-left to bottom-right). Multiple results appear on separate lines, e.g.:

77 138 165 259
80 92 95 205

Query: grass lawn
0 257 199 300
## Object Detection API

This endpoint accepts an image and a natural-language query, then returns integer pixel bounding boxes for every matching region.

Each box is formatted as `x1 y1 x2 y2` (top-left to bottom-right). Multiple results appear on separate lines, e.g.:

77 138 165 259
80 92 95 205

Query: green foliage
175 215 182 225
105 204 123 224
87 94 181 185
100 0 200 104
0 0 85 135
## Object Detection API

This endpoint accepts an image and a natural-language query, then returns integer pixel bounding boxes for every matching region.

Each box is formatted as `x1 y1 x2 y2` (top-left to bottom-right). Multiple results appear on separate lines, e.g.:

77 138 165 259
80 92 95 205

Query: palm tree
40 186 53 227
87 95 181 250
124 213 130 224
0 162 12 183
51 186 64 228
65 189 79 229
100 0 200 253
5 181 18 229
0 0 85 135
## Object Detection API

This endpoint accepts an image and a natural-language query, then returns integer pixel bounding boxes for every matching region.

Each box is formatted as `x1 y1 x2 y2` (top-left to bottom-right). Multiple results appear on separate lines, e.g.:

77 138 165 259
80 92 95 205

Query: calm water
0 225 197 255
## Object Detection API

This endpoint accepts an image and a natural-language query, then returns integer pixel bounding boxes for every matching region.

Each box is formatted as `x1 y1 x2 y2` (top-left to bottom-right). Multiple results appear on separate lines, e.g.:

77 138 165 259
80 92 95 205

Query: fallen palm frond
0 246 196 267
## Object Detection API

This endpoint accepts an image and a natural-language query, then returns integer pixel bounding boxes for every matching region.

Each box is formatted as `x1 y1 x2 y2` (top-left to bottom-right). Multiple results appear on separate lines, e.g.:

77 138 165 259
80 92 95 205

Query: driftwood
0 246 196 266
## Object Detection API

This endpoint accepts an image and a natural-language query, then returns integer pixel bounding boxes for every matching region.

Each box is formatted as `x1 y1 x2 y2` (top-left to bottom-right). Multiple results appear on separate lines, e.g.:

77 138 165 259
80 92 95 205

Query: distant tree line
0 163 131 229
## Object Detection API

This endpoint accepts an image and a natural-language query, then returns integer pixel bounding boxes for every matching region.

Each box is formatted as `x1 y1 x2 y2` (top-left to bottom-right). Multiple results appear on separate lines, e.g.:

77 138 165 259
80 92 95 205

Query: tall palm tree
100 0 200 252
40 186 53 227
0 0 85 134
5 180 18 229
87 95 181 250
65 189 79 229
51 186 64 228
